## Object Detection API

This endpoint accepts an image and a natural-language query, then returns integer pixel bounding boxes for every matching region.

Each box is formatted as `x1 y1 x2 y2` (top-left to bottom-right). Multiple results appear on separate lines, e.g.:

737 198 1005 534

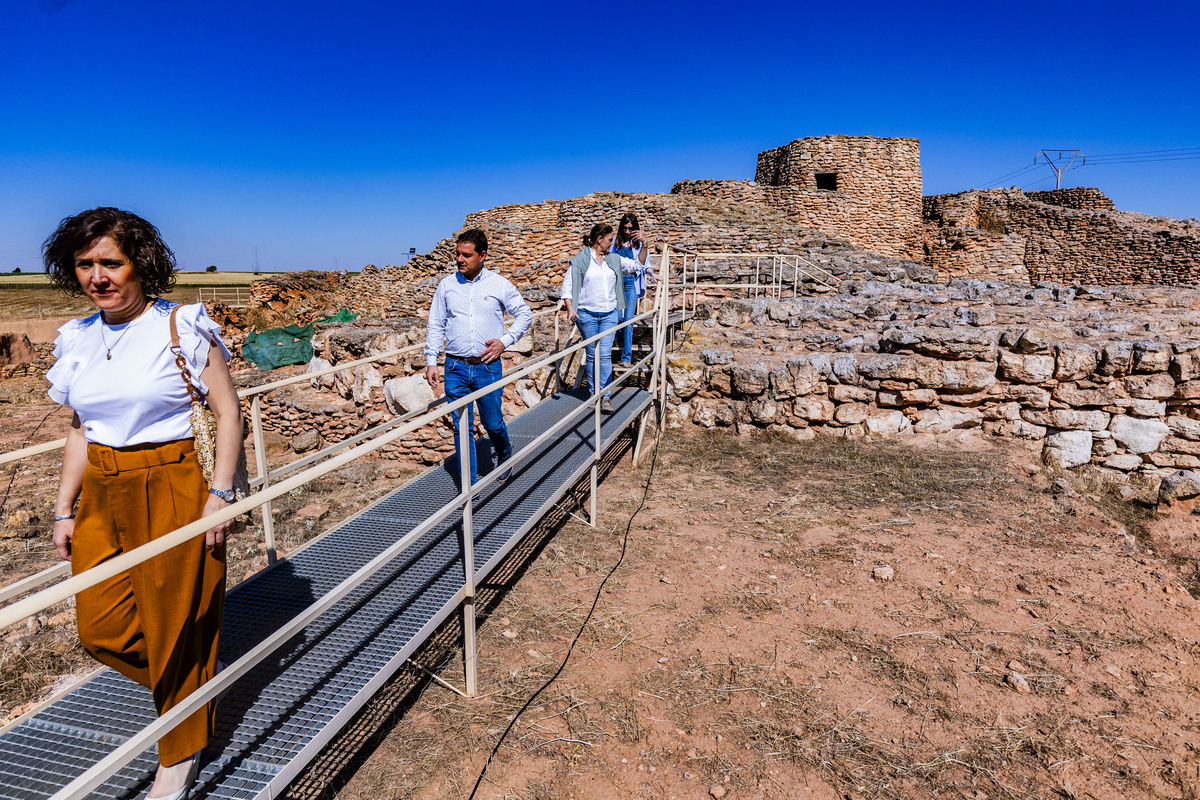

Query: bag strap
169 305 206 404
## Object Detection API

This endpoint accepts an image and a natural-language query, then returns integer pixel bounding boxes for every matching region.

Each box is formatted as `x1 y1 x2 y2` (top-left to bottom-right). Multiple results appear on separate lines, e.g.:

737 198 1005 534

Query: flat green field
0 271 276 287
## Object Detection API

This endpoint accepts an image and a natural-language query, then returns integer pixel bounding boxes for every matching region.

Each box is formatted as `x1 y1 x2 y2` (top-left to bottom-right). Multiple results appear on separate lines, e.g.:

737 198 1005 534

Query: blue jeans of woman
443 357 511 486
576 308 619 399
618 275 640 363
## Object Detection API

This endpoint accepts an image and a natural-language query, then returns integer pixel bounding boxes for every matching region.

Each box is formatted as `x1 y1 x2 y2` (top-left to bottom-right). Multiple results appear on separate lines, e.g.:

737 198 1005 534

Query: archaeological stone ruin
222 135 1200 506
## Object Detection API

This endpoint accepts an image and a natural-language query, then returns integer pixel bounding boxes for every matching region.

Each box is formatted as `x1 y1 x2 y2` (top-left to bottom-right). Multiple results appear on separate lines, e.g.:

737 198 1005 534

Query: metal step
0 387 652 800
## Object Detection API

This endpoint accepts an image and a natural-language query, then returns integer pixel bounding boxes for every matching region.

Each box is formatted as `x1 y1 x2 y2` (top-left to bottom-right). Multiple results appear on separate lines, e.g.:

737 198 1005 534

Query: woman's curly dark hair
42 207 177 297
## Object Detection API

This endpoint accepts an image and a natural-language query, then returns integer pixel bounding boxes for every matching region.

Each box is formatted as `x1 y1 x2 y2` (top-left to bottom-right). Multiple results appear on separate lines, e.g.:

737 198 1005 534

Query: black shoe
600 397 614 414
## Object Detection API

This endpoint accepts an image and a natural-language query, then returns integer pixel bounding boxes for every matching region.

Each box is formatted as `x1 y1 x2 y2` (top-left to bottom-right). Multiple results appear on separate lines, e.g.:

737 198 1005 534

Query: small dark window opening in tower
815 172 838 191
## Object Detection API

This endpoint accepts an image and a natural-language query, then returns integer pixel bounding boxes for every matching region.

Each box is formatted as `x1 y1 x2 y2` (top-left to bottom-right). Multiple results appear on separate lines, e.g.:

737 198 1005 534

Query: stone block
834 403 870 425
857 354 944 387
1125 399 1167 417
666 356 705 400
793 396 834 422
770 356 824 399
1016 328 1053 354
1023 409 1109 431
1109 415 1170 454
941 361 997 393
1158 470 1200 503
865 410 911 437
1052 382 1122 407
701 349 733 365
1043 430 1093 469
998 351 1055 384
731 364 770 400
1124 372 1175 400
983 401 1021 421
1162 437 1200 456
1132 342 1171 373
1054 343 1099 381
1175 381 1200 400
881 327 998 360
1097 341 1134 377
383 374 435 416
352 365 384 405
1169 352 1200 382
1104 454 1143 471
308 356 336 390
914 408 981 433
899 388 938 404
1003 384 1051 408
1167 415 1200 441
830 384 876 403
998 419 1047 440
748 398 778 424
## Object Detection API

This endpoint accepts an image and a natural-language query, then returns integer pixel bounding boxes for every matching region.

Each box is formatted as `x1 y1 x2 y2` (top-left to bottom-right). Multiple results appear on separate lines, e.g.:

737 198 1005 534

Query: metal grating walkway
0 386 652 799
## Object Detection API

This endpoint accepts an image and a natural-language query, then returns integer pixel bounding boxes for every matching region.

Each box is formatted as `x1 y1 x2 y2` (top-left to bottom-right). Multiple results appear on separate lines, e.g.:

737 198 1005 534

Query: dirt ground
301 428 1200 800
2 387 1200 799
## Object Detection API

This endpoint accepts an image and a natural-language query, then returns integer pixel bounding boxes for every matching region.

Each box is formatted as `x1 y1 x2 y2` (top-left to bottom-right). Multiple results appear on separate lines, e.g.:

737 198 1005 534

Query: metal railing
673 247 838 315
0 249 678 799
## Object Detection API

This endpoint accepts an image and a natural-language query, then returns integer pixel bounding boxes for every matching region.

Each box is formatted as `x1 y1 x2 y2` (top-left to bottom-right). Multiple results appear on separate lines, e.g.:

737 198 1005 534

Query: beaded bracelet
53 514 75 522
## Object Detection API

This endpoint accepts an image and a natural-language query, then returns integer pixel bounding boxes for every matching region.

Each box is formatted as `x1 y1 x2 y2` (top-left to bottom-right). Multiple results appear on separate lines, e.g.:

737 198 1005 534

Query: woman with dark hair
561 223 643 413
44 207 241 800
610 212 658 368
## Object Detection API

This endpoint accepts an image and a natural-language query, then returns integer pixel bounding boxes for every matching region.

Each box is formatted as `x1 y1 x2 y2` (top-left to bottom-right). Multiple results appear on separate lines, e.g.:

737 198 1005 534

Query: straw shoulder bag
169 306 252 501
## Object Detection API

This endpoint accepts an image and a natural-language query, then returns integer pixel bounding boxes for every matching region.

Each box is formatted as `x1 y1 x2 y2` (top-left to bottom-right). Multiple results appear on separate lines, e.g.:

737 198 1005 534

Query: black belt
446 354 484 365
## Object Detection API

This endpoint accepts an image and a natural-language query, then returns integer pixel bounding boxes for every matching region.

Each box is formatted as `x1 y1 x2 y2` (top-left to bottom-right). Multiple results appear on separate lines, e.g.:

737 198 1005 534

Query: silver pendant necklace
99 301 151 360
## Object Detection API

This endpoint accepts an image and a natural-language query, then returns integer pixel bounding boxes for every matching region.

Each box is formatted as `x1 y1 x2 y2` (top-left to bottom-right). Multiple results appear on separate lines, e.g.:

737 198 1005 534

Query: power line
1086 146 1200 158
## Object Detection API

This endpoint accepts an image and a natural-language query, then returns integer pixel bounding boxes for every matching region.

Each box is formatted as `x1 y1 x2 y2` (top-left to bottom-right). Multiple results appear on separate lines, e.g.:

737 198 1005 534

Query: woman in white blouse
562 223 642 413
43 208 242 800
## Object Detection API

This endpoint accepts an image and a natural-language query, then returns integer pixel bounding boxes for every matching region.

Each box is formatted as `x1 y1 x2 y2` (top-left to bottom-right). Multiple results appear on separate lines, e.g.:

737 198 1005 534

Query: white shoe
147 752 199 800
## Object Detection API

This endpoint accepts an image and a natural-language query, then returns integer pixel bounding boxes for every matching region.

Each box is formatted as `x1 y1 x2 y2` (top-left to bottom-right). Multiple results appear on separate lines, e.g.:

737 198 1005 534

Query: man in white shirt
424 229 533 487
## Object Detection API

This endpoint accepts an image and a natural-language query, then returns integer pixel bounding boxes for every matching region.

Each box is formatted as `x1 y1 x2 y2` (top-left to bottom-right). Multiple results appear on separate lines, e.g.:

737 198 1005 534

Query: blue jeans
443 357 511 486
576 308 619 399
618 275 640 363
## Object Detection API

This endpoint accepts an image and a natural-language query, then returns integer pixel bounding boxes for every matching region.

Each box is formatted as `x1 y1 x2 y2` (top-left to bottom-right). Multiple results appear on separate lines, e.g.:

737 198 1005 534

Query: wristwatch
210 487 237 503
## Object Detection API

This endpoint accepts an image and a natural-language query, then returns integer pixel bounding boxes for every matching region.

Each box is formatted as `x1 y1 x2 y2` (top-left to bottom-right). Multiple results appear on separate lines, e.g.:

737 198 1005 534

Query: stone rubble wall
252 320 559 465
664 277 1200 506
1025 187 1116 212
271 191 874 320
924 188 1200 285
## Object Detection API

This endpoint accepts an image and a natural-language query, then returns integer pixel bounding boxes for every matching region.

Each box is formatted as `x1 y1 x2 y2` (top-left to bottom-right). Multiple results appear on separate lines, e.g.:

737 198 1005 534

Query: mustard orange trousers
73 439 226 767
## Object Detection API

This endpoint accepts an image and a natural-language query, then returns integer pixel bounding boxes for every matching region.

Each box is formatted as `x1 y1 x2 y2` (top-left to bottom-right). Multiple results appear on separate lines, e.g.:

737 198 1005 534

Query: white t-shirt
47 299 232 447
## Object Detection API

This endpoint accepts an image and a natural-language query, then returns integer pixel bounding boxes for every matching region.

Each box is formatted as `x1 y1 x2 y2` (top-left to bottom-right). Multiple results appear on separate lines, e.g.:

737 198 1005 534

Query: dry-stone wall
252 317 555 464
666 277 1200 506
1025 188 1115 212
924 188 1200 285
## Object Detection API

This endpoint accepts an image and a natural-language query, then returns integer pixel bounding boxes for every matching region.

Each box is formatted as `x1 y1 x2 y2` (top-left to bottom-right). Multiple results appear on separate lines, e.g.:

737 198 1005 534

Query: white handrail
23 289 669 800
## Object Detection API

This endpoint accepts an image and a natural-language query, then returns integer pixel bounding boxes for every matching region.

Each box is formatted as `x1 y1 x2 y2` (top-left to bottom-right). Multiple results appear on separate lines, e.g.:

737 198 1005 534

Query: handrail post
457 408 478 696
659 245 671 424
250 395 277 564
589 328 600 527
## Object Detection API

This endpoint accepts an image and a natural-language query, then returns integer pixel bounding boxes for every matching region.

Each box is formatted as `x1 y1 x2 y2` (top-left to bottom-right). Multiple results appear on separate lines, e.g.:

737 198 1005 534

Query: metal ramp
0 386 652 800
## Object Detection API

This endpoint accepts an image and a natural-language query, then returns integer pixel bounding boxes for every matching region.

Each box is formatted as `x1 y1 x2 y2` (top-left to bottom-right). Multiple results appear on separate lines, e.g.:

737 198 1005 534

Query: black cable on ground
467 421 665 800
0 404 67 518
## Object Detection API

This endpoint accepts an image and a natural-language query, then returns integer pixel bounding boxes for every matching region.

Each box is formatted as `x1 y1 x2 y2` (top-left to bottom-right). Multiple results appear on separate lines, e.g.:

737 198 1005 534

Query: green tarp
242 324 315 369
320 309 359 323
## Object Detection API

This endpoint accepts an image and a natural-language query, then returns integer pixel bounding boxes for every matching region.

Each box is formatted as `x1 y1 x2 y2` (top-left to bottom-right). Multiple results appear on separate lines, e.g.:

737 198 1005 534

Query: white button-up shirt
561 251 642 313
424 267 533 366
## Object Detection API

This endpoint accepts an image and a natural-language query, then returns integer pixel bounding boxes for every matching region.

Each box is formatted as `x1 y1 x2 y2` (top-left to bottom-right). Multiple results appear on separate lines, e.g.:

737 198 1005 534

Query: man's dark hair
456 228 488 255
43 207 177 297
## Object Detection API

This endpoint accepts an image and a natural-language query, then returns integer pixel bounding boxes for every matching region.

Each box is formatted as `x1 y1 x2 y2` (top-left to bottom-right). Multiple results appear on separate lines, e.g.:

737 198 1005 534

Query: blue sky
2 0 1197 273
